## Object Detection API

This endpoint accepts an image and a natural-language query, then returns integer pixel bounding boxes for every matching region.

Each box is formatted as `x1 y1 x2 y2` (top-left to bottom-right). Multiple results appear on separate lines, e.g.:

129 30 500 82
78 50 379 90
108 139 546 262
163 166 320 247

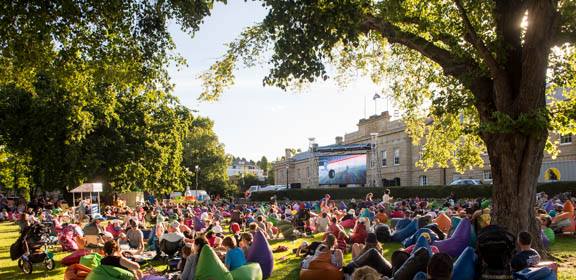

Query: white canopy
70 182 103 193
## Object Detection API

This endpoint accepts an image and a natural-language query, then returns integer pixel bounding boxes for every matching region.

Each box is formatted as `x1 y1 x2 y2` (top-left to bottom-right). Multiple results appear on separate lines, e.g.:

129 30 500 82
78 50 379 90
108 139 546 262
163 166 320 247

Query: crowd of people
1 189 574 279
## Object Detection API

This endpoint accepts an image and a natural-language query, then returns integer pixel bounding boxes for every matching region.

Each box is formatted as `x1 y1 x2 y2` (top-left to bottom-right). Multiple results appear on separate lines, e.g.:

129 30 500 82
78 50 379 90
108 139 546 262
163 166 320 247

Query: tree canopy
200 0 576 245
0 0 231 196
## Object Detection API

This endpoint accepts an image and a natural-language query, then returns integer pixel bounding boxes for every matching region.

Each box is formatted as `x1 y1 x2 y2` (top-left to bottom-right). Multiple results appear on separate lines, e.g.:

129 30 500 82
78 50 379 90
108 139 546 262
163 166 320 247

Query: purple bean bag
544 200 555 212
434 218 471 258
194 216 205 231
392 220 418 242
338 201 347 210
452 247 476 280
142 276 168 280
247 230 274 279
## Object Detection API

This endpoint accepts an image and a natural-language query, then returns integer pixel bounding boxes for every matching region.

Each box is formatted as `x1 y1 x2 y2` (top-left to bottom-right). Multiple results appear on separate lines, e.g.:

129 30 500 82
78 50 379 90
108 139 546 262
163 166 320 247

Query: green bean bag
231 263 263 280
80 253 102 269
195 246 233 280
85 265 135 280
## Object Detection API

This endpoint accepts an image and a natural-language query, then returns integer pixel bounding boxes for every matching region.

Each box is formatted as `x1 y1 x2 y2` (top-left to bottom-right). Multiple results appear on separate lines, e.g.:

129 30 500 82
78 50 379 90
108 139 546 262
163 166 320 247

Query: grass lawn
1 222 575 279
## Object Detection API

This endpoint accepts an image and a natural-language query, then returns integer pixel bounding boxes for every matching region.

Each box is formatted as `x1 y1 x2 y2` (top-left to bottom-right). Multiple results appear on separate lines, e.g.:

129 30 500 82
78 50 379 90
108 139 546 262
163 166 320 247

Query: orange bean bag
434 213 452 234
553 200 575 232
64 263 92 280
300 251 343 280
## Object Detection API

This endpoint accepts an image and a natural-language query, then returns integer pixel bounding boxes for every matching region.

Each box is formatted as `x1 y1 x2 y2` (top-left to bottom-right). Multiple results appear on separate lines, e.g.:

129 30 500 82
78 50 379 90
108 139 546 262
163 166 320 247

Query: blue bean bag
434 218 471 258
194 216 205 231
513 267 555 280
401 228 438 248
412 235 432 257
247 230 274 279
452 247 476 280
392 218 412 230
392 220 418 242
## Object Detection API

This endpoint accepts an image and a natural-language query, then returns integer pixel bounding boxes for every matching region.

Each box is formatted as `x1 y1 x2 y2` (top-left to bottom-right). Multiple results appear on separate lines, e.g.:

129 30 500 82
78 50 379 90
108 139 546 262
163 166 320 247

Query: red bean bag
61 249 90 266
64 263 92 280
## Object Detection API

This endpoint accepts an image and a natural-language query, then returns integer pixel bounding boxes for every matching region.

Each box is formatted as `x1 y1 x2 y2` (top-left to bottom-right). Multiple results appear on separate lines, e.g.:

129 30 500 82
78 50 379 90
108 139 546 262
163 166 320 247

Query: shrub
249 182 576 202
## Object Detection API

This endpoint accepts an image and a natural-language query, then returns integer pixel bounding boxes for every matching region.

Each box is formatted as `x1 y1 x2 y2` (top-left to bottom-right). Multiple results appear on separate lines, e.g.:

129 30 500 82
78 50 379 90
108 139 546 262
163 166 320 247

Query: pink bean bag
341 218 356 229
61 249 90 266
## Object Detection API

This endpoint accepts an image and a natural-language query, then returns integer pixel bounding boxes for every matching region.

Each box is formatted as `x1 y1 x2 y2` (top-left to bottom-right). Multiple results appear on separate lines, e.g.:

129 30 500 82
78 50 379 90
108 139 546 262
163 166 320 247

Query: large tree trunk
483 130 548 252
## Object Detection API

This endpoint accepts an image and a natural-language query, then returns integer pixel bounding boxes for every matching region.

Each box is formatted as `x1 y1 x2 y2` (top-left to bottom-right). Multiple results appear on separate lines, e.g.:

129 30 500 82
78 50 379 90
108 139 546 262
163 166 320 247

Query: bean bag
544 200 555 212
247 230 274 279
375 224 392 243
340 218 356 229
195 246 233 280
62 249 90 266
230 223 241 234
342 248 393 277
553 200 575 232
231 263 263 280
391 250 410 274
80 253 102 269
194 216 206 231
141 276 168 280
393 247 430 280
391 220 418 242
392 218 412 230
403 244 439 255
64 263 91 280
424 223 446 240
301 251 343 280
449 217 462 237
85 265 135 280
434 218 471 258
338 201 347 210
412 235 432 257
513 267 555 280
452 247 476 280
401 228 438 248
434 213 452 234
413 271 428 280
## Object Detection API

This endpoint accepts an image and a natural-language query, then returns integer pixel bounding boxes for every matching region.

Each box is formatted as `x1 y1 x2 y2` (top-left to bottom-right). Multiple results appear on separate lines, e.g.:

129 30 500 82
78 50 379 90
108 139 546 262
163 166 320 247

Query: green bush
249 182 576 201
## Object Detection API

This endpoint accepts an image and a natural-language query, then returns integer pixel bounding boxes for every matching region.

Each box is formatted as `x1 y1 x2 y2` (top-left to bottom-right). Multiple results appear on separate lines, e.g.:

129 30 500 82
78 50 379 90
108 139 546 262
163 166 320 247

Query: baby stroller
10 223 56 274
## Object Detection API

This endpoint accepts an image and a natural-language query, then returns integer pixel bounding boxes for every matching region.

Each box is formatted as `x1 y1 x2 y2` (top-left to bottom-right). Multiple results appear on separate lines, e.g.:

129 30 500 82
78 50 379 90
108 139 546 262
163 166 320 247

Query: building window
370 160 375 168
483 170 492 181
381 150 387 167
394 148 400 165
560 134 572 144
419 175 428 186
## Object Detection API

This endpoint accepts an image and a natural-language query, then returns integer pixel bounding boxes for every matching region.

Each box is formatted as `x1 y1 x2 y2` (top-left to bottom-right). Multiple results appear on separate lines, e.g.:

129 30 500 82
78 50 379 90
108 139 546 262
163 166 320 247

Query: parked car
449 179 482 186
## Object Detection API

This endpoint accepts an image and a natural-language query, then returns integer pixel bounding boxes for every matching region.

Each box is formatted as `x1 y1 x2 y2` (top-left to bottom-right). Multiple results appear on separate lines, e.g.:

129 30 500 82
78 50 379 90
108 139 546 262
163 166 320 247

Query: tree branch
361 15 495 109
453 0 501 77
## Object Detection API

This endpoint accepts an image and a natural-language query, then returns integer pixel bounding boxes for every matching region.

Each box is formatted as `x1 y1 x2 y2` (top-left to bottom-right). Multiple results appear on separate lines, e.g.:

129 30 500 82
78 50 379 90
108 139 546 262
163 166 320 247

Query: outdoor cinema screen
318 154 367 185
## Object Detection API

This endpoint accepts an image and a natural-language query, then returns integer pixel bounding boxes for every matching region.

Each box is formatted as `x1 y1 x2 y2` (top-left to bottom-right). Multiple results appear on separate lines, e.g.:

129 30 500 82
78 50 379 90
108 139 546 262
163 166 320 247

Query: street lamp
285 164 289 189
195 165 200 196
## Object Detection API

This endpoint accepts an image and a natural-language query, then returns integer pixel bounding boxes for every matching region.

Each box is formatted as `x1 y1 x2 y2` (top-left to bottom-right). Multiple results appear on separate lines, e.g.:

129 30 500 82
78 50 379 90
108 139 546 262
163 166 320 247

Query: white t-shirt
200 212 209 221
160 231 185 243
212 224 223 234
382 194 392 204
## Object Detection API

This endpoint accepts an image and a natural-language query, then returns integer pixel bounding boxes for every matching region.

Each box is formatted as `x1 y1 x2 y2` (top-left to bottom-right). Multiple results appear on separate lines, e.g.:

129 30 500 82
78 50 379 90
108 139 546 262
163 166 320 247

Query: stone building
273 111 576 188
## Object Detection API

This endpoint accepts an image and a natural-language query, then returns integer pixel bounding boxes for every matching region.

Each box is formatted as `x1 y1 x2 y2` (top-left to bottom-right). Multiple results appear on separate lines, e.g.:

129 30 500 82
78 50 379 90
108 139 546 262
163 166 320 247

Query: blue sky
169 1 392 161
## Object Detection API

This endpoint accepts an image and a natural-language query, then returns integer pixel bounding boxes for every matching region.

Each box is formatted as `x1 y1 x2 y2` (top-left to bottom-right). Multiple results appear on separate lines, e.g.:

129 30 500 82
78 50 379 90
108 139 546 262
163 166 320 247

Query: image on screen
318 154 367 185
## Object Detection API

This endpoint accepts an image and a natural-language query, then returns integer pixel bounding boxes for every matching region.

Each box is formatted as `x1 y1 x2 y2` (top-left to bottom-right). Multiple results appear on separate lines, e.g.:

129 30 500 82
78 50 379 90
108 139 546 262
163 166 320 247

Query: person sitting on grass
101 240 143 279
239 232 253 256
180 237 208 280
315 212 330 233
301 233 343 269
350 218 368 244
413 253 453 280
511 231 541 272
351 233 381 259
540 214 555 246
223 236 247 271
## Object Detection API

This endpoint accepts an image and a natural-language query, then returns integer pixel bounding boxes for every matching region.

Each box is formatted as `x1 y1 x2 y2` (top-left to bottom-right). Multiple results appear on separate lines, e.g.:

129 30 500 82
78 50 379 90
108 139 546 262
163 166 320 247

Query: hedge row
249 181 576 201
